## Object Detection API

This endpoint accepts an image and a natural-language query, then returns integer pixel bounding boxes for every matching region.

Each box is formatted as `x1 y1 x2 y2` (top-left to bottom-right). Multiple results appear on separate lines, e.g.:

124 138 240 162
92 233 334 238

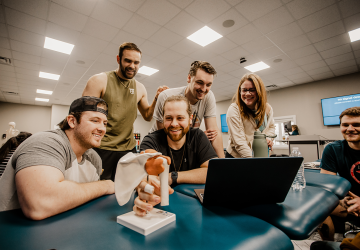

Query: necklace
114 70 130 89
169 144 186 172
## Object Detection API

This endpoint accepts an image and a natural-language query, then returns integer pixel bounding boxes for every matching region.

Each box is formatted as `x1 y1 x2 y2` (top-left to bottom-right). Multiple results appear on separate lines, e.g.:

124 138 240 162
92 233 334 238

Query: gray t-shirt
0 129 102 212
149 86 217 133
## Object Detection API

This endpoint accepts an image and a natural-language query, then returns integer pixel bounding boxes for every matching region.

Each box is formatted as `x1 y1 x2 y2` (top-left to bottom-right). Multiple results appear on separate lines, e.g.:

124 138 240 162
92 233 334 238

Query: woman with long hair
291 125 300 135
225 73 275 158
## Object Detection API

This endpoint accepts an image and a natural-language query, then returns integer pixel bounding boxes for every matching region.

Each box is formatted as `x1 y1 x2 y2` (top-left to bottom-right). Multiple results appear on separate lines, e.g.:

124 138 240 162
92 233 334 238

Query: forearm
142 97 157 121
19 180 112 220
211 131 225 158
177 168 208 184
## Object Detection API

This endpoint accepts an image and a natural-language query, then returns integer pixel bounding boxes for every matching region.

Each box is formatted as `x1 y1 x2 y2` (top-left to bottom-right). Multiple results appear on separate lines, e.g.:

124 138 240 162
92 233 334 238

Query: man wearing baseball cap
0 97 116 219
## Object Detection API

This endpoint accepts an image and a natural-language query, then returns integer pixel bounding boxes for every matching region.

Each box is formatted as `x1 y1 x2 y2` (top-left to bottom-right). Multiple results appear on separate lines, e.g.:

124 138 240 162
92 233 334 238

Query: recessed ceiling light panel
187 26 223 47
349 28 360 42
39 71 60 80
35 97 49 102
36 89 53 95
44 37 74 54
244 61 270 72
138 66 159 76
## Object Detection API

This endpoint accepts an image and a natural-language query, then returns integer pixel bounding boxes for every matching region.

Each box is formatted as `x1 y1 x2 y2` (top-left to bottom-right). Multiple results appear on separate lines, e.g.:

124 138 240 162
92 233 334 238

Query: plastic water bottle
290 147 306 191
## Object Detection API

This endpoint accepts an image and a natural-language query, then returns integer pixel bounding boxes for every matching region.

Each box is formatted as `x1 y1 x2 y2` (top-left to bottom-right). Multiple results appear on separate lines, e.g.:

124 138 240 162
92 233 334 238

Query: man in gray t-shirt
150 61 224 158
0 97 114 219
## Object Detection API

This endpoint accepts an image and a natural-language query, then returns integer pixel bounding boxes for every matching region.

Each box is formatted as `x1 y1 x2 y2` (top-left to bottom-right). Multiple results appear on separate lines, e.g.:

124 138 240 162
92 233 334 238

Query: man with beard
141 95 218 187
82 42 168 181
317 107 360 241
0 97 116 219
149 61 225 158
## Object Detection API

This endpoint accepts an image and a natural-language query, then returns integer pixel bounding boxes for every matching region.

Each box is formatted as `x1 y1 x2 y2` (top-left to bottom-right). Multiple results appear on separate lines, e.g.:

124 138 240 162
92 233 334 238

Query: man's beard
120 61 137 80
164 124 190 142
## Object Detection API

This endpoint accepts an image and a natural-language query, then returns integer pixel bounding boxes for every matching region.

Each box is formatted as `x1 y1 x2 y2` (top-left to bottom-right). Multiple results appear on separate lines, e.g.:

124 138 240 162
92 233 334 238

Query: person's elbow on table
133 176 174 216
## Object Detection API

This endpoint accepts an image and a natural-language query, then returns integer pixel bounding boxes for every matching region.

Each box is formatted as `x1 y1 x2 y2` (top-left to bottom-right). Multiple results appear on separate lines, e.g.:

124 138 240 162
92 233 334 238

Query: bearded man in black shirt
140 95 218 187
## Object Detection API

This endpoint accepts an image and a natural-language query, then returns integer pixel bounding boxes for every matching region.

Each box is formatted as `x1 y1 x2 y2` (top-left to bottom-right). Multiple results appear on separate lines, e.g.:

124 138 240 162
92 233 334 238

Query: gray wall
0 102 51 144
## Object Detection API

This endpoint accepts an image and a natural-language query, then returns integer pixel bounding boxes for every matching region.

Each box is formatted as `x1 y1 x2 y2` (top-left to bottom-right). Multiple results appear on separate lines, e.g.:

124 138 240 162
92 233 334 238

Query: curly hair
188 61 216 77
340 107 360 121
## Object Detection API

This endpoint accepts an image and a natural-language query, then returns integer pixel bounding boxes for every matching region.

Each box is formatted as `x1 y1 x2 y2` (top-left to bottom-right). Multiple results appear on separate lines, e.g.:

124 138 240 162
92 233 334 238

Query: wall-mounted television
220 114 228 132
321 93 360 126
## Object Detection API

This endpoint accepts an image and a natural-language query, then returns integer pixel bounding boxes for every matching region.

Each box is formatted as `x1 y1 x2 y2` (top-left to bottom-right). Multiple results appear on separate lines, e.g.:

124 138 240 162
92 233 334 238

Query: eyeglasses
241 88 256 93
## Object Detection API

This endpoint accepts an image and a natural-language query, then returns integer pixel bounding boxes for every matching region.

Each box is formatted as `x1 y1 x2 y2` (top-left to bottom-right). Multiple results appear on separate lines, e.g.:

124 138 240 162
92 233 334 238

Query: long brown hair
232 73 267 129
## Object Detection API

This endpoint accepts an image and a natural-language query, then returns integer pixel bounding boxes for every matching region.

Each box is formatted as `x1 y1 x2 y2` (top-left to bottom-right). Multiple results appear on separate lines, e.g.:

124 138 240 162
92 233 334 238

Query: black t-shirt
140 128 218 172
320 140 360 195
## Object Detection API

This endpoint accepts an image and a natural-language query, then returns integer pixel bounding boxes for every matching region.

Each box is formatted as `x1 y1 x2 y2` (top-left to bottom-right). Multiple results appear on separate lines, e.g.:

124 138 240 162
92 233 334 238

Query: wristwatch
171 171 178 185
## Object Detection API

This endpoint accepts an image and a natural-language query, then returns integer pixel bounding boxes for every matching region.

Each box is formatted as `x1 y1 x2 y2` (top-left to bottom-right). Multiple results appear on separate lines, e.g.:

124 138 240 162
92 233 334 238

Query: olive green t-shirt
100 71 137 151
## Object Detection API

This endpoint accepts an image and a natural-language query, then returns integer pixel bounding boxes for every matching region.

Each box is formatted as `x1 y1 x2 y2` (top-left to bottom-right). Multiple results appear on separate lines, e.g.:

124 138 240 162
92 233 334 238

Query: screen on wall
321 93 360 126
220 114 228 132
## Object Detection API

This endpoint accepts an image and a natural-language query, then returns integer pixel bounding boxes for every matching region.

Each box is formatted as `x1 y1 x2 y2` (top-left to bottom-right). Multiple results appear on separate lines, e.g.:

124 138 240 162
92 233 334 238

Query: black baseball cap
69 96 108 116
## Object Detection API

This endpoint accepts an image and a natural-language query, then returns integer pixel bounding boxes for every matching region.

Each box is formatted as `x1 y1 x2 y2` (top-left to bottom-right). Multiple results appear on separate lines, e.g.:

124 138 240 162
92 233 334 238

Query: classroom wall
216 72 360 146
0 102 51 144
51 104 69 130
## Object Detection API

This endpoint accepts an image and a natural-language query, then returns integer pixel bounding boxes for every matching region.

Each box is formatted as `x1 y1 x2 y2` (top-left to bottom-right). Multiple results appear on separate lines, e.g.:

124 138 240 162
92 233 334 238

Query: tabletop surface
0 191 294 250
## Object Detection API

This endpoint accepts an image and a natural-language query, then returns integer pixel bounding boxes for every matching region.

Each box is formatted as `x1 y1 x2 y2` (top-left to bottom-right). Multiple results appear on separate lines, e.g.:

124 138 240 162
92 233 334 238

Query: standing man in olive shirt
83 42 168 180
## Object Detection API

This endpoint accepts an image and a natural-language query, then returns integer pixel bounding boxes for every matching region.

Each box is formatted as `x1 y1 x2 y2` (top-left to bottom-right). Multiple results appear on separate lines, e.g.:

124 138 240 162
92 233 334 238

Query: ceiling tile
140 41 167 58
112 30 145 48
52 0 98 16
264 56 298 70
137 0 181 26
156 49 184 64
242 37 273 53
207 9 248 36
253 7 294 34
0 70 16 78
39 58 65 74
307 21 346 43
168 0 194 9
0 8 5 24
170 39 200 56
311 71 334 81
91 0 132 28
278 34 311 52
12 51 41 64
306 66 332 76
254 46 285 61
0 23 7 38
351 40 360 51
355 50 360 59
0 64 15 72
0 37 10 49
148 28 183 48
109 0 146 12
320 44 352 59
281 67 304 76
122 14 161 40
286 0 335 19
204 38 238 55
235 0 282 22
227 24 262 46
313 33 350 52
173 56 196 69
218 61 241 73
5 8 46 35
208 55 231 68
333 65 358 76
8 26 44 47
82 18 119 42
76 33 108 53
329 59 356 70
185 0 231 23
45 22 80 45
62 65 88 79
13 59 40 71
221 46 251 62
287 45 317 59
188 47 218 62
42 49 71 64
49 3 88 32
4 0 49 20
338 0 360 18
95 53 118 68
298 5 341 33
343 12 360 32
284 72 310 80
325 52 354 65
10 40 42 56
0 47 12 58
301 60 328 71
14 67 38 77
165 11 204 37
266 22 304 45
102 43 119 57
161 64 187 75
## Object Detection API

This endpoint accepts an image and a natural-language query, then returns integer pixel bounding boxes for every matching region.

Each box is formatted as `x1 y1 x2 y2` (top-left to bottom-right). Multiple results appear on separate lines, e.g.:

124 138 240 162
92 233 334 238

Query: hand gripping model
115 149 171 206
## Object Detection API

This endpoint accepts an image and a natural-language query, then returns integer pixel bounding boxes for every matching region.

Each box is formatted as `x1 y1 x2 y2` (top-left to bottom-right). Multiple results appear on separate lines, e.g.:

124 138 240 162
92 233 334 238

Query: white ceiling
0 0 359 107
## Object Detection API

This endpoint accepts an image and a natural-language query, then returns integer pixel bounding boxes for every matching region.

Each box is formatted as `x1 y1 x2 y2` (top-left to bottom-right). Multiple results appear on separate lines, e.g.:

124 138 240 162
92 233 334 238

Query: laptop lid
202 157 303 208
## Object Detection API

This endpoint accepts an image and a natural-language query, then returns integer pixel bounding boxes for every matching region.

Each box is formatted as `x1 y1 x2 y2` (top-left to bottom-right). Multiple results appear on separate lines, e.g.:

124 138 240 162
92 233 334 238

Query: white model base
117 208 176 236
